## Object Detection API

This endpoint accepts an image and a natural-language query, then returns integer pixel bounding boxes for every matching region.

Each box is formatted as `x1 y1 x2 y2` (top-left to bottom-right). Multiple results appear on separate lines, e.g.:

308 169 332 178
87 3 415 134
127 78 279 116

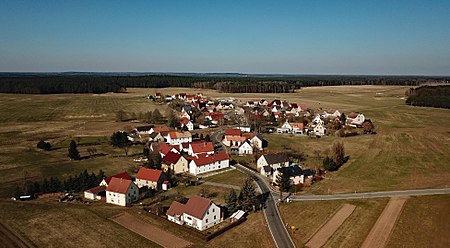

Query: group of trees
323 141 346 171
405 85 450 109
37 140 52 151
14 170 105 197
225 177 260 214
110 131 132 156
2 74 446 94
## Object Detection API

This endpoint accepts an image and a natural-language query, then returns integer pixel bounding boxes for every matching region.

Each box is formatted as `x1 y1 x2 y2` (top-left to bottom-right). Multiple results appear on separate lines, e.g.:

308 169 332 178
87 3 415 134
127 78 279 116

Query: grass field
279 198 388 248
202 169 248 186
0 86 448 246
387 195 450 247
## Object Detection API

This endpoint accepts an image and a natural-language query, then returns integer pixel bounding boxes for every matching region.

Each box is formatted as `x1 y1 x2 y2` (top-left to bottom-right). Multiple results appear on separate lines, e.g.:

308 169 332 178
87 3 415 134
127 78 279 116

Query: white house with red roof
180 118 194 131
135 167 169 190
188 142 214 157
162 151 189 174
106 177 138 206
347 113 365 127
313 122 327 136
188 152 230 175
277 120 304 134
166 131 192 146
166 195 222 231
155 142 180 158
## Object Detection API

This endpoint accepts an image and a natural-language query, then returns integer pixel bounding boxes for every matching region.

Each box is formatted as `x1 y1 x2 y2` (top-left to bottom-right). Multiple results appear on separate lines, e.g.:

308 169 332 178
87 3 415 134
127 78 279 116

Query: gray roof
263 153 289 165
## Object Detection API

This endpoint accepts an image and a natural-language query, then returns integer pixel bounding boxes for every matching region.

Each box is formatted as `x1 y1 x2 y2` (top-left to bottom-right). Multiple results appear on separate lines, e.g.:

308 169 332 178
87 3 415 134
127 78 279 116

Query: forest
0 73 448 94
405 85 450 109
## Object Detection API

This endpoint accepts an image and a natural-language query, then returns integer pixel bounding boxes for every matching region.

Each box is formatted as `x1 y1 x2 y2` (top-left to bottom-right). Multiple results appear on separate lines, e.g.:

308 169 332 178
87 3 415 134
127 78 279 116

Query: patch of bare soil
361 197 408 248
306 204 356 248
110 212 192 248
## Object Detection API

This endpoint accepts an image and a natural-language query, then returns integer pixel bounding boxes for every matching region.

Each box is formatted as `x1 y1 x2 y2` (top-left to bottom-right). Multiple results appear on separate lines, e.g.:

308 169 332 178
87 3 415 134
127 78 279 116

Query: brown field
306 204 356 248
279 198 388 248
111 212 192 248
387 195 450 247
361 197 408 248
0 86 448 247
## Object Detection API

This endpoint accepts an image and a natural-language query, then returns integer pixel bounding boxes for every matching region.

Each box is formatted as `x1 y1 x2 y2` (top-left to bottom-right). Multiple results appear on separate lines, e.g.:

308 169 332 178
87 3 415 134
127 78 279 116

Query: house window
212 208 215 212
206 219 208 223
214 215 216 220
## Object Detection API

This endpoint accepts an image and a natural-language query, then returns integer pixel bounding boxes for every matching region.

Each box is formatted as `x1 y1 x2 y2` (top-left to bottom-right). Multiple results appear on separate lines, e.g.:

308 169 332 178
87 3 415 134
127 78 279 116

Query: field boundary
0 221 36 248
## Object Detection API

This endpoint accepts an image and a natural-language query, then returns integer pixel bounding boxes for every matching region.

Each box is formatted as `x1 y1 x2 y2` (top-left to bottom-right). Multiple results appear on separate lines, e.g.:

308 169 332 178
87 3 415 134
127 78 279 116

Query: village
67 90 374 234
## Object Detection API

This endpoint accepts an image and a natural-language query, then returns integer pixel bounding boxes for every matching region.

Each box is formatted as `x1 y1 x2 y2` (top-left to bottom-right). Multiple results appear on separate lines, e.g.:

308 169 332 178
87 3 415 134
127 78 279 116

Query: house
269 99 283 108
347 113 365 126
225 128 242 136
150 126 170 134
106 178 139 206
257 153 289 173
272 165 313 185
312 115 324 125
199 120 217 129
167 195 222 231
223 135 247 147
277 120 304 134
189 152 230 175
238 140 253 155
189 142 215 157
84 185 106 201
149 132 164 142
180 109 191 120
313 123 327 136
206 112 224 124
166 131 192 145
180 118 194 131
136 125 153 135
156 142 180 158
237 126 252 133
162 151 189 174
250 133 267 150
100 172 131 187
135 167 169 190
259 99 268 106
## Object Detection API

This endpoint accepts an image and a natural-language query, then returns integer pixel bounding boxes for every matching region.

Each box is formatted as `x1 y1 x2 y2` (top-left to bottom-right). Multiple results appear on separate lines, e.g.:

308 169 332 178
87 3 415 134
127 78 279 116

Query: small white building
167 195 222 231
106 178 139 207
166 131 192 146
313 123 327 136
238 141 253 155
189 152 230 175
257 153 289 172
84 185 106 201
347 113 365 126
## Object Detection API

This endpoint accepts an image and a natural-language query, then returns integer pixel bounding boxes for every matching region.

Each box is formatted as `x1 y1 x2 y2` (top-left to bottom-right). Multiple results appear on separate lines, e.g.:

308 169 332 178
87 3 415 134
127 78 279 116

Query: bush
37 140 52 151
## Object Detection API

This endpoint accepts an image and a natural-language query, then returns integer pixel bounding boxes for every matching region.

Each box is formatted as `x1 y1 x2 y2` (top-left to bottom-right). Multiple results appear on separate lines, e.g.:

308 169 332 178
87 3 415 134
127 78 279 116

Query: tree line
405 85 450 109
1 74 447 94
14 170 105 197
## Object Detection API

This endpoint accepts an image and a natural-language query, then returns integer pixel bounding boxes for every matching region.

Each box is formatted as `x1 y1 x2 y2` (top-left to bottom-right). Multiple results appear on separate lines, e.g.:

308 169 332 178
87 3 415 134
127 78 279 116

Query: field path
306 204 356 248
111 212 192 248
361 197 408 248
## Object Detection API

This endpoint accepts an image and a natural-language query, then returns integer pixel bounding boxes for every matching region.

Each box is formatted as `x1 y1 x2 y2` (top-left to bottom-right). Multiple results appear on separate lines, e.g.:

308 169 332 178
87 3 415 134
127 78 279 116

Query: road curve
234 164 296 248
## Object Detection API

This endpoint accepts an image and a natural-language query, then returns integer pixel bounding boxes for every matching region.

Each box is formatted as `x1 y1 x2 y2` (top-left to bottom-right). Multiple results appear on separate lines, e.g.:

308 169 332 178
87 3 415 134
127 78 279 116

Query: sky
0 0 449 75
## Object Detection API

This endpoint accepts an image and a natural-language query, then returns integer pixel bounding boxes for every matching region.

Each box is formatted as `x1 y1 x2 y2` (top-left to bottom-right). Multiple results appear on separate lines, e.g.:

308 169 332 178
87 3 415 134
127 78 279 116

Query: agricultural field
387 195 450 247
279 198 388 248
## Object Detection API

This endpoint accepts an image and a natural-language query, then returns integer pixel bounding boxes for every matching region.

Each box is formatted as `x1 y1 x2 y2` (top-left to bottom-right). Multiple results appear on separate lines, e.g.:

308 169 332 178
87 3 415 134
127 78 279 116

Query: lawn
279 198 388 248
387 195 450 247
0 199 160 248
202 169 249 186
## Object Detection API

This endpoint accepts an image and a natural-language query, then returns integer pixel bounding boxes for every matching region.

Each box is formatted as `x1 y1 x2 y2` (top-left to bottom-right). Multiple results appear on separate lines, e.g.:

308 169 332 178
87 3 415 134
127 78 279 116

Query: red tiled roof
184 195 212 219
104 172 131 185
243 133 256 139
180 118 191 125
190 142 214 154
191 152 229 167
162 151 182 164
168 131 192 139
290 122 304 129
166 201 186 216
226 135 247 143
85 185 107 194
136 168 163 182
159 143 179 155
152 127 170 133
225 128 242 136
106 177 133 194
209 112 224 120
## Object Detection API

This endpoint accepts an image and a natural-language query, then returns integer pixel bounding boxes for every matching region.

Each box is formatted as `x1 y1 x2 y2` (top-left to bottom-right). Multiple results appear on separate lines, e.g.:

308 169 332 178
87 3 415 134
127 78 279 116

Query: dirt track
0 221 36 248
111 212 192 248
361 197 408 248
306 204 356 248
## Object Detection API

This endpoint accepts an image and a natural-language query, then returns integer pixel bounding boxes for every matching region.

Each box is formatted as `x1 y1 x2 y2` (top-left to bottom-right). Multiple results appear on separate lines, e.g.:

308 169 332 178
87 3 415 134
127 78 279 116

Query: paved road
235 164 296 248
282 188 450 201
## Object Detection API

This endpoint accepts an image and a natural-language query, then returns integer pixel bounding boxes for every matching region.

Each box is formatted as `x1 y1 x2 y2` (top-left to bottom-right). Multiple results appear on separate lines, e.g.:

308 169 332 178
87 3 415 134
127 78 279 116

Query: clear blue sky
1 0 449 75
